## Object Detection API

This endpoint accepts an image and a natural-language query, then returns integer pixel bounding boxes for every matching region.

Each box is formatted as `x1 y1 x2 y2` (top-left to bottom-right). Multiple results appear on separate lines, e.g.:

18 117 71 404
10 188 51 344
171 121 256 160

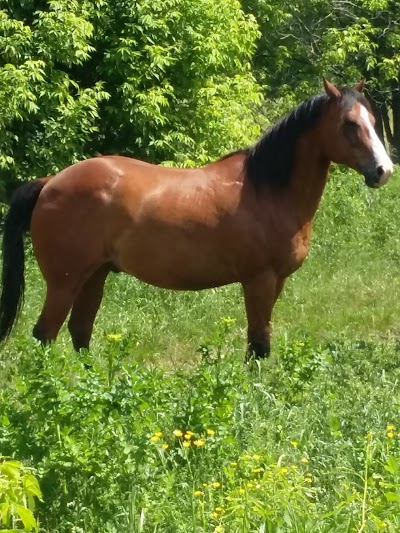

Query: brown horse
0 79 394 358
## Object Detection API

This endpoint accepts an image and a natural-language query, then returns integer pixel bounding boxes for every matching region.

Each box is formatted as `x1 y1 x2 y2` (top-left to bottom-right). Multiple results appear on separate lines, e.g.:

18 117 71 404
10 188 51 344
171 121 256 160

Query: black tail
0 180 47 342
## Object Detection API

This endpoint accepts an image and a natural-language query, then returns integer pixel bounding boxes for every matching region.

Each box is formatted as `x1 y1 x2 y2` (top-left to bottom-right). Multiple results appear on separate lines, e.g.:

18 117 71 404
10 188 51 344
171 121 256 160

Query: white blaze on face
359 104 394 184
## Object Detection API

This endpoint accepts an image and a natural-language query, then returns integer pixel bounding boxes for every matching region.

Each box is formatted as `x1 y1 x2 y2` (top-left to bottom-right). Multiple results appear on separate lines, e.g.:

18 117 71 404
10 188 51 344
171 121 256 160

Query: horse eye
344 120 358 128
343 120 360 141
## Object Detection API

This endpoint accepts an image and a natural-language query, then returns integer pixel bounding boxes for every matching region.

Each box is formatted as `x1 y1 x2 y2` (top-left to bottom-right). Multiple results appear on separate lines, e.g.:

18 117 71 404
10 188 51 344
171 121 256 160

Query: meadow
1 167 400 532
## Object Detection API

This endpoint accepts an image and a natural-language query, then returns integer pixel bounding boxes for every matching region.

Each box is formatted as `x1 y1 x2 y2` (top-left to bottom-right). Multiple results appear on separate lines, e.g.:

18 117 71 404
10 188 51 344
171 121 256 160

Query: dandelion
211 482 221 488
183 441 191 448
214 507 224 513
173 429 183 437
154 432 163 437
243 454 252 460
239 488 245 495
207 429 215 436
211 512 219 520
290 440 299 448
214 526 224 533
107 333 122 342
203 483 208 487
162 443 169 450
150 435 160 442
305 474 312 483
194 439 206 447
246 482 254 488
184 432 194 440
230 462 238 467
387 431 394 439
194 490 203 497
387 424 396 431
365 432 372 440
252 467 263 473
280 467 288 474
300 457 309 464
252 454 261 461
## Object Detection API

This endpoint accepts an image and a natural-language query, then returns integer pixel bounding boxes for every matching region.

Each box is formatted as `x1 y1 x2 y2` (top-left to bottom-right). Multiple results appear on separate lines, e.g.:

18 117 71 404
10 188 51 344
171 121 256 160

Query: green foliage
0 0 261 200
2 332 400 531
0 456 42 532
244 0 400 156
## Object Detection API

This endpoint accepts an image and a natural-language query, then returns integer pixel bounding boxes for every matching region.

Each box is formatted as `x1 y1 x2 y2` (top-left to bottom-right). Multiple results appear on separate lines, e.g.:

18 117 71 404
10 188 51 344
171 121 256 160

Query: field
1 168 400 532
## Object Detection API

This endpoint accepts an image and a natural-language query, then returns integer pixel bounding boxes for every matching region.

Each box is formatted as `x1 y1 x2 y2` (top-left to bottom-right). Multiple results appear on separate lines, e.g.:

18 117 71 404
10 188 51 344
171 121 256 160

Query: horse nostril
377 165 384 177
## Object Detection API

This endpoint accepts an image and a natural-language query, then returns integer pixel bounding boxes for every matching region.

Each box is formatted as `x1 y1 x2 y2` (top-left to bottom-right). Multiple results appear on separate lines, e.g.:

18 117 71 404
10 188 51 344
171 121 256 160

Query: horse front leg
242 272 285 361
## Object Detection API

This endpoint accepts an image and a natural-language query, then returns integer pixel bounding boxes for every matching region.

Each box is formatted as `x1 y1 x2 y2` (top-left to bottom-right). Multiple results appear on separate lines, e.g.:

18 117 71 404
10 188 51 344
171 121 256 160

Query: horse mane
243 87 370 188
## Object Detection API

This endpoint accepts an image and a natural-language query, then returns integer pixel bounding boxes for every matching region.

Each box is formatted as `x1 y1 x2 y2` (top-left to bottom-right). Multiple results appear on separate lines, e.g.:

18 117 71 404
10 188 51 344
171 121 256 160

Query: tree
243 0 400 160
0 0 262 201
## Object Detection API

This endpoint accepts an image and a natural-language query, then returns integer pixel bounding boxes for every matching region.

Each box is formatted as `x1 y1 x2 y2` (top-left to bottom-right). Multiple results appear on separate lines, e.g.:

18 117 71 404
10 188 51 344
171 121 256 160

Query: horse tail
0 178 49 342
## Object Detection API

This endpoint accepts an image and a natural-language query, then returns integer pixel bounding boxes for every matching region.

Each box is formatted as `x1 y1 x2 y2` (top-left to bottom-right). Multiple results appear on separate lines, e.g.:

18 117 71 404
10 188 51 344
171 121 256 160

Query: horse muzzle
363 163 393 188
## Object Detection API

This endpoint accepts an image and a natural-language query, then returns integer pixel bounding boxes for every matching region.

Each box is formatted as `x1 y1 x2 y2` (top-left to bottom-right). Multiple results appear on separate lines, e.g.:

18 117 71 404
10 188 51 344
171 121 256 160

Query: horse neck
284 131 331 227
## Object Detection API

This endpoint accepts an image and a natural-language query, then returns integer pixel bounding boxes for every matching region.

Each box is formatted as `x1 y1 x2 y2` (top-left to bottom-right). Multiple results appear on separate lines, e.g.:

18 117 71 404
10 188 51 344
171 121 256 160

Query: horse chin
364 174 381 189
365 178 379 188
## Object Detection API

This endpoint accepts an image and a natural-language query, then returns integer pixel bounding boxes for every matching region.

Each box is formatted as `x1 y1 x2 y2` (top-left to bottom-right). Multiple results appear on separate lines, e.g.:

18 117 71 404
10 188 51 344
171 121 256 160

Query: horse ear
323 78 341 99
353 79 366 93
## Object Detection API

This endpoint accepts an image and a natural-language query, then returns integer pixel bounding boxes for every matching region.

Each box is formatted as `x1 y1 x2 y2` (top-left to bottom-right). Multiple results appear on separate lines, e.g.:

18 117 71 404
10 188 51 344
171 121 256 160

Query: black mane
244 87 369 188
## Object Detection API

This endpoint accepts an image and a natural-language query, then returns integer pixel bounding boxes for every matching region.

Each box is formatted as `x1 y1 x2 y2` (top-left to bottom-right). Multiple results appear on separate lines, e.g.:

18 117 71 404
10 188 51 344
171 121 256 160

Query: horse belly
113 226 242 290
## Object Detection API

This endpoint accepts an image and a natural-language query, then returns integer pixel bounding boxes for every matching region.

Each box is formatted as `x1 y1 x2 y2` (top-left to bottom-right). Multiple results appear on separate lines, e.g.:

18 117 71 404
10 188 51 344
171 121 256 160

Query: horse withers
0 79 394 359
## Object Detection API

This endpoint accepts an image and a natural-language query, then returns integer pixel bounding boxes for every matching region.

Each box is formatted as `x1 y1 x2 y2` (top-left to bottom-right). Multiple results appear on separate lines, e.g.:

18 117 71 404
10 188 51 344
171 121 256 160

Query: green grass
1 168 400 532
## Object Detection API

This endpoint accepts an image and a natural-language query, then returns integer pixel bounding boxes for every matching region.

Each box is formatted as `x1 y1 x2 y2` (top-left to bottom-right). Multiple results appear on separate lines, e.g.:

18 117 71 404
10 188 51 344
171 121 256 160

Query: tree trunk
391 89 400 163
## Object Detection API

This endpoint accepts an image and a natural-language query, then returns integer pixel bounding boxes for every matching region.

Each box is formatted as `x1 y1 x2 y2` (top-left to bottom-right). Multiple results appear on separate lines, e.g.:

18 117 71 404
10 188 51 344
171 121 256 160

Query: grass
1 168 400 532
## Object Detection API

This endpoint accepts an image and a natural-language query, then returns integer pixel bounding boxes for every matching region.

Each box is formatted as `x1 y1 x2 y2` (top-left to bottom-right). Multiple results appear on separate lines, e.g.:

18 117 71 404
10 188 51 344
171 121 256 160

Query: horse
0 79 394 359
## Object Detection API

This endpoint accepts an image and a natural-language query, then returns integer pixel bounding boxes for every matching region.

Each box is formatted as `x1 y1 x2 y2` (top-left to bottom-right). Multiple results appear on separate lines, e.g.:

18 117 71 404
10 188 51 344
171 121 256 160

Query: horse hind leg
68 264 111 351
33 284 77 345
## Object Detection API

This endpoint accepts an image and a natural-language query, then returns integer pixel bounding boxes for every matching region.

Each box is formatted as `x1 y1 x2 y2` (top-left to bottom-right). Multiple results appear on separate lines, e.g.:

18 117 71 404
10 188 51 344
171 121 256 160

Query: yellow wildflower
365 432 372 440
173 429 183 437
193 439 206 447
107 333 122 342
290 441 299 448
230 462 238 467
214 507 224 513
246 482 254 488
211 482 221 488
239 488 245 495
387 431 394 439
252 454 261 461
162 443 169 450
203 483 208 487
184 432 194 440
387 424 396 431
182 441 191 448
252 467 263 473
300 457 309 464
211 512 219 520
214 526 224 533
154 432 163 437
194 490 203 497
280 467 288 474
150 435 160 442
207 429 215 436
